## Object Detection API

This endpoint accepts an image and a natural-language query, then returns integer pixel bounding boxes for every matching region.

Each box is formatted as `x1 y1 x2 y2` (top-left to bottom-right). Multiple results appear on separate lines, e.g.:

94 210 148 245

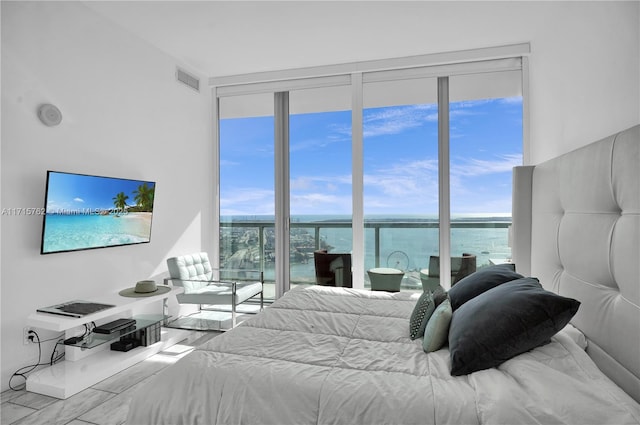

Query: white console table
25 287 190 399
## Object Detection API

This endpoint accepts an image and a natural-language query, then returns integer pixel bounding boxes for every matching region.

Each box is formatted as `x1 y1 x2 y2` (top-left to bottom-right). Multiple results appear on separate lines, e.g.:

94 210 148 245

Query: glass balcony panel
218 220 510 296
219 94 276 301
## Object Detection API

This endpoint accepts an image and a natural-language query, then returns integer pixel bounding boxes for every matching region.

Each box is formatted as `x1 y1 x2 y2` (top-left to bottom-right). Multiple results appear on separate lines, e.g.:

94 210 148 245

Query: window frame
212 44 530 294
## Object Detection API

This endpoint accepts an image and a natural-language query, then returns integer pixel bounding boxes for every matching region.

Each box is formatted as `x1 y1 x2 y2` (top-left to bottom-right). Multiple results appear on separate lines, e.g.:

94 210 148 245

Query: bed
127 124 639 425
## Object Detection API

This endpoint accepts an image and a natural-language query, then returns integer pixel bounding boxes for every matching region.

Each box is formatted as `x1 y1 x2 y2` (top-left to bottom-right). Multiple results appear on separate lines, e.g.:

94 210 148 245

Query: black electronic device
93 318 136 334
110 338 139 352
37 300 115 318
63 336 83 345
40 170 156 255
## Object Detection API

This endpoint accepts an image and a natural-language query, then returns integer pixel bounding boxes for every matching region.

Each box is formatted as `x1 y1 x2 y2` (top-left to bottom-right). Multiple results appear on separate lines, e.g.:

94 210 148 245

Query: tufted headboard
512 124 640 403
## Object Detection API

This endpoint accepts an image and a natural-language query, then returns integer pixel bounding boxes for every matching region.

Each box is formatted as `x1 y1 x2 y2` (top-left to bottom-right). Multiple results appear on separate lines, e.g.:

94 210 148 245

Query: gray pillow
448 264 524 311
422 298 452 352
449 277 580 375
409 291 436 340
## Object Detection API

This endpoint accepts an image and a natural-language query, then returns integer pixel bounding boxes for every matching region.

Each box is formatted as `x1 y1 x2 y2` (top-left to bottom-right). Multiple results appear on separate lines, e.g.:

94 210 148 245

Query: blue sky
220 97 522 217
45 172 155 213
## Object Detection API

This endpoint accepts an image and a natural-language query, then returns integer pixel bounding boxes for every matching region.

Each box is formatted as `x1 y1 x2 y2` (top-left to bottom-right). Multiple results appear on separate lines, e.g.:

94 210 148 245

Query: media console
25 287 190 399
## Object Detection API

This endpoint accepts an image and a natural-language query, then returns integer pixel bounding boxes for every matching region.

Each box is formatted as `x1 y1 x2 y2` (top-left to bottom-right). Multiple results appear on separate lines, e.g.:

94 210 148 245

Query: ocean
42 213 152 253
221 215 511 284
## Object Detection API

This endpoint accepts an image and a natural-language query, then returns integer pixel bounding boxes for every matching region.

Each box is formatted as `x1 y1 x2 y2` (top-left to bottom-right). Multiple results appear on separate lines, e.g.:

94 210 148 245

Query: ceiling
84 1 491 80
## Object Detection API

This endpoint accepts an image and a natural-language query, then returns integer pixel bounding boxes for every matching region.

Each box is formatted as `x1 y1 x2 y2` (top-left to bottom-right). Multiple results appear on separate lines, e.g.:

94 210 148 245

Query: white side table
25 287 190 399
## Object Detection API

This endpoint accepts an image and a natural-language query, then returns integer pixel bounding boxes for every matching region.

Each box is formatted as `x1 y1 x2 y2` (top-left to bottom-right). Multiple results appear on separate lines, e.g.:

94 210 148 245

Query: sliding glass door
218 93 276 300
447 69 523 283
214 51 526 297
288 85 352 288
362 76 439 291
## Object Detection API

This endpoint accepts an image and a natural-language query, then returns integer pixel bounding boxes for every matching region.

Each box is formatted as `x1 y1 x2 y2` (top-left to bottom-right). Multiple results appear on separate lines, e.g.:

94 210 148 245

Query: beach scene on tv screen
42 172 155 253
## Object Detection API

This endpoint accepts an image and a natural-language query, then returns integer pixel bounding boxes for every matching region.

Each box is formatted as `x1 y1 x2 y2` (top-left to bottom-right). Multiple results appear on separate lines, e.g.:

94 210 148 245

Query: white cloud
289 175 353 214
221 151 520 216
499 97 523 104
364 158 439 201
290 176 346 192
290 176 315 191
363 104 437 138
452 154 522 177
73 197 84 203
220 159 240 167
291 192 340 205
290 133 351 153
220 188 274 205
451 99 494 110
220 188 275 216
291 191 353 215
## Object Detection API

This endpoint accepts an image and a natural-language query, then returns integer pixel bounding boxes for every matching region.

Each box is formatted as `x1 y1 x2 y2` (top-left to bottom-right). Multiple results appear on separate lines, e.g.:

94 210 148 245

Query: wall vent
176 67 200 92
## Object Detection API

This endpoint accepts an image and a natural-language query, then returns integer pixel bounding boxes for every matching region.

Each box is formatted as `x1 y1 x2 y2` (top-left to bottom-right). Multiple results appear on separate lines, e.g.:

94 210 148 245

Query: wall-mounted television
41 171 156 254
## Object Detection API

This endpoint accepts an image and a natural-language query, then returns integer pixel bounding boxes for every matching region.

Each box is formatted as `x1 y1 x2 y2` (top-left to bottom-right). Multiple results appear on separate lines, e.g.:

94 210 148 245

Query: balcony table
368 267 404 292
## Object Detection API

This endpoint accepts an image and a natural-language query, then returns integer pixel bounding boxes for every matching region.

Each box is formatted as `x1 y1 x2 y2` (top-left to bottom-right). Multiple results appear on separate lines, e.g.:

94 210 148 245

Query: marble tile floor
1 330 221 425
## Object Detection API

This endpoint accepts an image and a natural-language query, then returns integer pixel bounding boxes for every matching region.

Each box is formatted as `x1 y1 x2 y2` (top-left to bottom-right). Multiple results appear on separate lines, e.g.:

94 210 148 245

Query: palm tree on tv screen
113 192 129 216
133 183 154 212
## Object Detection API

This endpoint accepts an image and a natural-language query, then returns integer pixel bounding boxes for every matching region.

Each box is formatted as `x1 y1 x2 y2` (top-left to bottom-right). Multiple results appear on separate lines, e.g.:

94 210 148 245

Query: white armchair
165 252 263 328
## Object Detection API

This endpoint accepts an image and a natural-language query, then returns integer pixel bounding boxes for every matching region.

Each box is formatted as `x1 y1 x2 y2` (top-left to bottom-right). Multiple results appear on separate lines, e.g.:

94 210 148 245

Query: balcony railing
220 219 511 294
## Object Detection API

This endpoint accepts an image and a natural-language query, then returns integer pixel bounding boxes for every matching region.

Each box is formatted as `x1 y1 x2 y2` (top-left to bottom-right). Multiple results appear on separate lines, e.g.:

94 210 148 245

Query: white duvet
127 286 640 425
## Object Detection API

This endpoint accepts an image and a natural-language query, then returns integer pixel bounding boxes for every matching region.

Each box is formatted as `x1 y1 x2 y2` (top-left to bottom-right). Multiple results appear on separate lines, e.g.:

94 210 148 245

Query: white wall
77 1 640 164
0 2 212 391
518 1 639 163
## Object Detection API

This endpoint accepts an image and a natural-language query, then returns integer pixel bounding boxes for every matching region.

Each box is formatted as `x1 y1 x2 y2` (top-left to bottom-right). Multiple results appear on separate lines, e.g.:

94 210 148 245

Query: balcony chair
313 250 353 288
165 252 263 328
420 253 477 293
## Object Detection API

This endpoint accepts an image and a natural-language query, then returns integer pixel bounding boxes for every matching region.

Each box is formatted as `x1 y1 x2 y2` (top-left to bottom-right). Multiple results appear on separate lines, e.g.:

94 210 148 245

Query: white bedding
127 286 640 425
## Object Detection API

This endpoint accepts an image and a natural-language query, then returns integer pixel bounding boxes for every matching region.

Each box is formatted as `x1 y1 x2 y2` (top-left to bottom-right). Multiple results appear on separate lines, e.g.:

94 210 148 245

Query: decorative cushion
448 277 580 375
433 291 448 307
447 264 524 311
409 291 436 340
409 291 448 340
422 298 452 352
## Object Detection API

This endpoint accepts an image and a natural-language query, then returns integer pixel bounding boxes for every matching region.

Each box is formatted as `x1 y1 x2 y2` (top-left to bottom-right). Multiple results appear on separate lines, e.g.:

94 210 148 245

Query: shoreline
42 212 153 252
119 211 152 221
118 212 152 238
